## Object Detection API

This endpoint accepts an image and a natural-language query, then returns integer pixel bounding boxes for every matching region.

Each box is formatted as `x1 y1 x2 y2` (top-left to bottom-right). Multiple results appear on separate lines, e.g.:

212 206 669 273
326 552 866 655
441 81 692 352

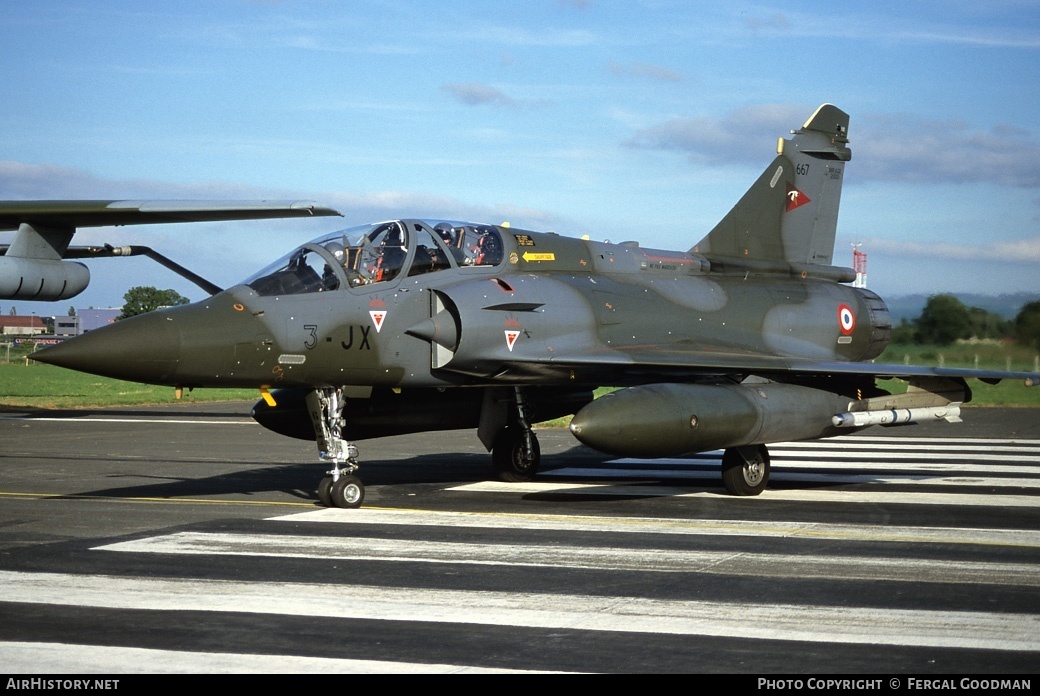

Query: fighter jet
26 104 1039 508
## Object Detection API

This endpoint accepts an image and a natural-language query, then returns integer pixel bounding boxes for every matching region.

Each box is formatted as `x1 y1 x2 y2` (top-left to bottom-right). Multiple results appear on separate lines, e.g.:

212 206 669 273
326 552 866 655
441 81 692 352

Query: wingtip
289 201 343 217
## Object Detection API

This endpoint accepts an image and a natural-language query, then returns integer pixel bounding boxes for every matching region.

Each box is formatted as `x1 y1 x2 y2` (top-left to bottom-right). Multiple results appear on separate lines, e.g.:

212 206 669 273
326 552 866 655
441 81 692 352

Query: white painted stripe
550 465 1040 483
2 571 1035 651
95 532 1040 586
0 641 550 674
269 508 1040 548
606 451 1040 464
773 451 1040 463
828 435 1040 445
780 443 1040 454
781 436 1040 448
447 481 1040 507
670 440 1040 457
561 460 1040 474
777 471 1040 488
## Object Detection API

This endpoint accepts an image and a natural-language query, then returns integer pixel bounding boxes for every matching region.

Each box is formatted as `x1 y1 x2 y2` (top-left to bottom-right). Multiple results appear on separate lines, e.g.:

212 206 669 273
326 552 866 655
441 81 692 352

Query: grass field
1 341 1038 411
876 342 1040 407
0 362 256 410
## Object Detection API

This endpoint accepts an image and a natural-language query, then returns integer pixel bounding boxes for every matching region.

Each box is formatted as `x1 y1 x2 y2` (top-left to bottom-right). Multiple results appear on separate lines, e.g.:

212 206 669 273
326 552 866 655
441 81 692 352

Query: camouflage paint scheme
18 105 1039 506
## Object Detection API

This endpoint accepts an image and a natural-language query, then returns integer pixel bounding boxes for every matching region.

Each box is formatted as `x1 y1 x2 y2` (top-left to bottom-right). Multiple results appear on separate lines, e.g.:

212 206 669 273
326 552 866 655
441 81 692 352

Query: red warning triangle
785 182 811 212
504 330 520 352
370 310 387 333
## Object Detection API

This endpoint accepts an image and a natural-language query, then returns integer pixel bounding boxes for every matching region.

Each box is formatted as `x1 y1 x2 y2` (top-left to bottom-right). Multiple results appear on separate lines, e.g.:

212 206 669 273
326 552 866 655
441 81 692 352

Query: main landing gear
491 387 541 483
309 388 366 508
721 444 770 496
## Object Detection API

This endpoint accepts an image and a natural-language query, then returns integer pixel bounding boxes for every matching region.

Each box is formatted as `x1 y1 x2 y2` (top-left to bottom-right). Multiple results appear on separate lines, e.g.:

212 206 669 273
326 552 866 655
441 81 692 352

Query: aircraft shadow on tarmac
69 445 899 504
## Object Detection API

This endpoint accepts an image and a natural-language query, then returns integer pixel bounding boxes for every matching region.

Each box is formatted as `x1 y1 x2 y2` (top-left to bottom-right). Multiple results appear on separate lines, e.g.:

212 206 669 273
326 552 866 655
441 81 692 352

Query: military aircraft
22 104 1039 508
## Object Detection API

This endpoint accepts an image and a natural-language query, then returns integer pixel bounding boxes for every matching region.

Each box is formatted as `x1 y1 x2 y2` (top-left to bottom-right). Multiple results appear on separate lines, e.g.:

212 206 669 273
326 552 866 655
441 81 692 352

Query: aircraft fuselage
36 222 891 392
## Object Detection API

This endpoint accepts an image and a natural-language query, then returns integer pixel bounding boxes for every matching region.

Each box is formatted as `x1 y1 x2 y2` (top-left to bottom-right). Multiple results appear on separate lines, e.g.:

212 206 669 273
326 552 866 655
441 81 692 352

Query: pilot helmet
382 224 404 247
324 241 346 262
434 222 455 243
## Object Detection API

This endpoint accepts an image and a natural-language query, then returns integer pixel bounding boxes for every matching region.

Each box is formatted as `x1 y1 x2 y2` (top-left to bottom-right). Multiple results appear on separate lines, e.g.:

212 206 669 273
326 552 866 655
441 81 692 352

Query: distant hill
885 292 1040 324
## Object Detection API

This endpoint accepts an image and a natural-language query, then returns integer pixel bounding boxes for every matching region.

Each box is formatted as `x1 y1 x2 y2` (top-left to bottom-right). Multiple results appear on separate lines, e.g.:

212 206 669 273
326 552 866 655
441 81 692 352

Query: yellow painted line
0 491 314 508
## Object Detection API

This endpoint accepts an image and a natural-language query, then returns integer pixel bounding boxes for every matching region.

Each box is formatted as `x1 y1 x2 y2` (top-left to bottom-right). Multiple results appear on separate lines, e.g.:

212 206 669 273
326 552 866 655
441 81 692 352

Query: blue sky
2 0 1038 315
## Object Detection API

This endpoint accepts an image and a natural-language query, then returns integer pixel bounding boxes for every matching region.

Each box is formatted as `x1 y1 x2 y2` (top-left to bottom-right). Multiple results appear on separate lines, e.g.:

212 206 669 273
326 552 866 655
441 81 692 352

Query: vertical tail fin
692 104 851 267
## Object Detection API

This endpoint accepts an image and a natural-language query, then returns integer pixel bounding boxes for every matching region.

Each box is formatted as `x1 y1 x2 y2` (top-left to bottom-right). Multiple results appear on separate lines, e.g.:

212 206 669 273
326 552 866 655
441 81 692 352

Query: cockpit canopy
243 220 504 297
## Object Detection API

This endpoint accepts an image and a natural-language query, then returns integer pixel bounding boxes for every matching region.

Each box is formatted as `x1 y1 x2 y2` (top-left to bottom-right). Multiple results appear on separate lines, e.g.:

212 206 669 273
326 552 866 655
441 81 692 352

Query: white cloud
627 106 1040 189
864 236 1040 263
626 103 807 165
857 116 1040 188
441 83 518 108
0 160 305 200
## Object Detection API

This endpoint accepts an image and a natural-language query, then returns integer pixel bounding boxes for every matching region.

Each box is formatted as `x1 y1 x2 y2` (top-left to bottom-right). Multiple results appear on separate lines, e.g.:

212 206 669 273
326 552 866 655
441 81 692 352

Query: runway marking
772 451 1040 463
518 437 1040 500
544 466 1040 488
2 571 1036 651
448 481 1040 507
567 460 1040 474
605 448 1040 465
811 436 1040 446
95 531 1040 586
0 641 550 674
271 508 1040 548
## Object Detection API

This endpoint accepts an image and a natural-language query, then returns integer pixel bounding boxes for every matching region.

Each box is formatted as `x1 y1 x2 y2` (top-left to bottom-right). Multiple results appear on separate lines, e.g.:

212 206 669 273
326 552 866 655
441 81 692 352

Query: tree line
119 286 190 320
893 294 1040 349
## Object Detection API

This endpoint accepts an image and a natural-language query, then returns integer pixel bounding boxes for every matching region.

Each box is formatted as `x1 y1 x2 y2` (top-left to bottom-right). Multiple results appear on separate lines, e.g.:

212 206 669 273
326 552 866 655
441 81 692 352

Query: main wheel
330 475 365 508
721 445 770 496
492 427 540 482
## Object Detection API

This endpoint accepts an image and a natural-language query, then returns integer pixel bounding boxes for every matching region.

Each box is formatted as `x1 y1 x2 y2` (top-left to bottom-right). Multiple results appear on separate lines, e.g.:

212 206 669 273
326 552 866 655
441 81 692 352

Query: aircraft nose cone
33 309 181 384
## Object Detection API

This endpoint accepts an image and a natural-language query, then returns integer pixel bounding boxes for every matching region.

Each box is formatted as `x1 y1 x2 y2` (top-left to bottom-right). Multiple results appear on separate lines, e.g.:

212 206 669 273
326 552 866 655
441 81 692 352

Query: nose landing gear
309 388 366 508
491 387 541 483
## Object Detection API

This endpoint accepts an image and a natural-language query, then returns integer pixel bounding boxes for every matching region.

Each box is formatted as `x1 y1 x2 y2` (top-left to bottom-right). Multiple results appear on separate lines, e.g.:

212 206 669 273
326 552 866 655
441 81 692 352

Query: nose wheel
320 474 365 508
492 426 541 482
491 387 541 482
309 388 367 508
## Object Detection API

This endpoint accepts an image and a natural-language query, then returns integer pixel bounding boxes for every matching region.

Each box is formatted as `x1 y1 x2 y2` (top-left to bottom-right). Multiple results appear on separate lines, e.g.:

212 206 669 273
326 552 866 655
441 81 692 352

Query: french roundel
838 304 856 335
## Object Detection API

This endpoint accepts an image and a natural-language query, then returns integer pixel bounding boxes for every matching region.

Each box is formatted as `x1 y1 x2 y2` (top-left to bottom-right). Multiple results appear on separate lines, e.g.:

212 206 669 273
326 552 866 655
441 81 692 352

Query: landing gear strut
309 388 365 508
492 387 541 482
721 444 770 496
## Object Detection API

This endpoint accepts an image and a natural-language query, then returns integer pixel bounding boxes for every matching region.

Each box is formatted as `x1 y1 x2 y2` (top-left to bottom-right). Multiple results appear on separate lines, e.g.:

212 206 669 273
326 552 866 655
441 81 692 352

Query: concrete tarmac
0 402 1037 673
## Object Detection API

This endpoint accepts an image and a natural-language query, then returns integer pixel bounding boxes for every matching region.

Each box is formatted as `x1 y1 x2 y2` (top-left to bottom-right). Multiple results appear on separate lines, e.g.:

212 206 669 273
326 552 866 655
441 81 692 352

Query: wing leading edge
504 348 1040 388
0 199 342 233
0 200 342 301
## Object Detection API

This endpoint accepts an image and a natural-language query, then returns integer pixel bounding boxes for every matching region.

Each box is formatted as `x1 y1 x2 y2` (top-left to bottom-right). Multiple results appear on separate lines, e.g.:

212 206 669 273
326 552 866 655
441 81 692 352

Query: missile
569 382 852 458
832 405 961 428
